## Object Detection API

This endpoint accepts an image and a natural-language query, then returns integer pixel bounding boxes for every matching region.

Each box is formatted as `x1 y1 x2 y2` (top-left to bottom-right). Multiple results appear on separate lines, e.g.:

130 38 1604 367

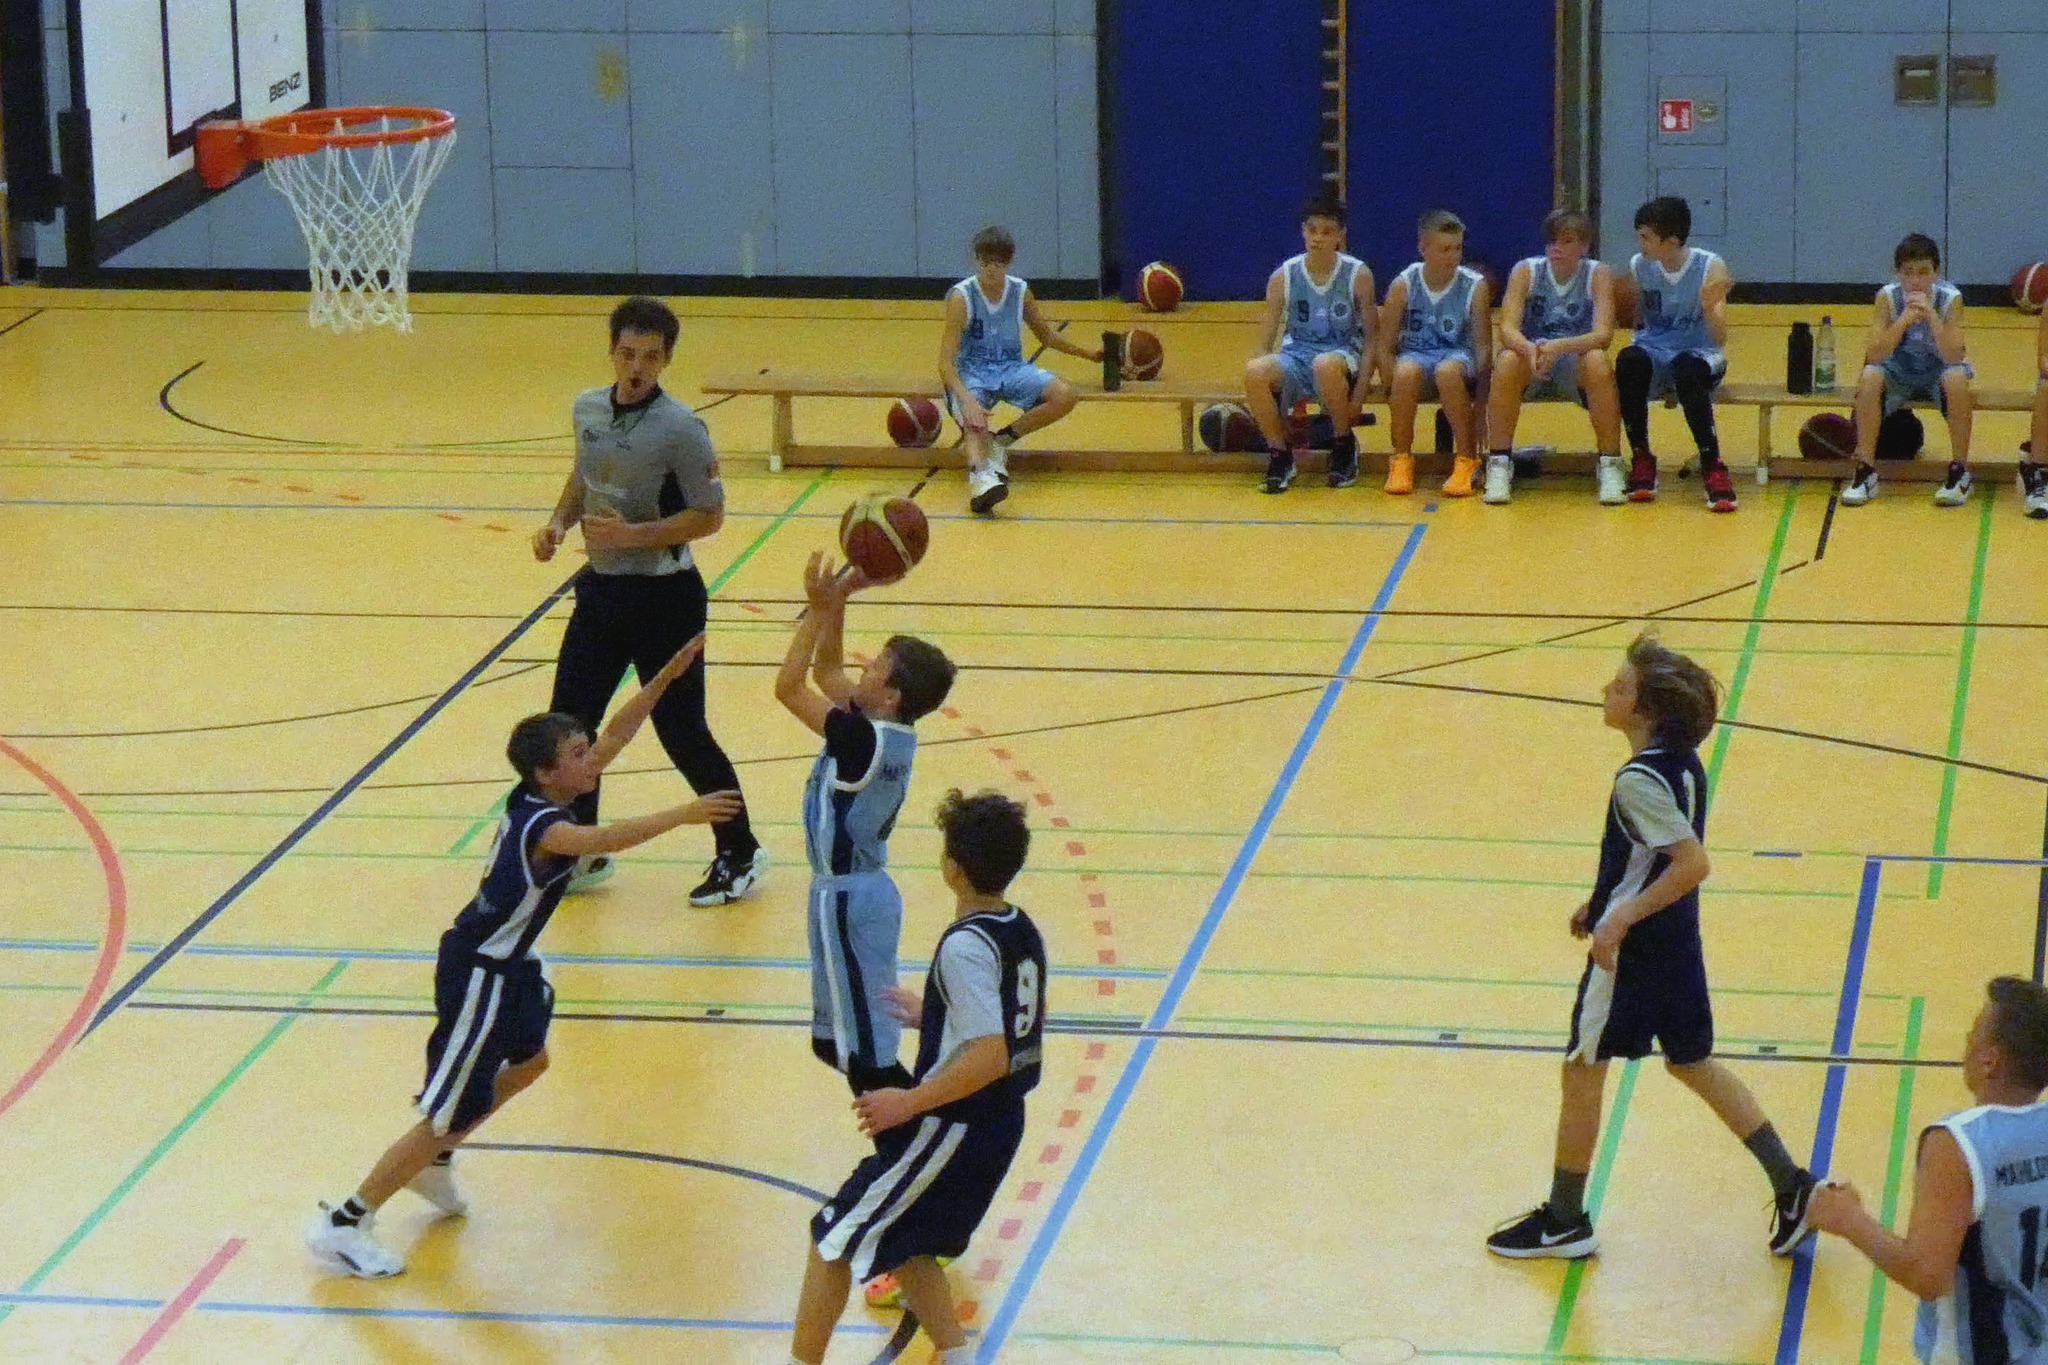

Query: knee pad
1615 347 1652 383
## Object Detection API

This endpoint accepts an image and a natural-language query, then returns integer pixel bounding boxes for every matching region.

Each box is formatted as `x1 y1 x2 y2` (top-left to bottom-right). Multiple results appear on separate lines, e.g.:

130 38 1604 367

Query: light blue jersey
804 713 917 878
1916 1100 2048 1363
1395 262 1481 357
1520 257 1597 342
1282 253 1367 356
954 274 1026 378
1630 248 1722 360
1882 280 1967 391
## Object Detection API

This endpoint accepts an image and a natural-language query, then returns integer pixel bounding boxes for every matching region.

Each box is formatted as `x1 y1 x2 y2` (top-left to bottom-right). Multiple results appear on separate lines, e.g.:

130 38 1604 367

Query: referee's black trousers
549 567 757 858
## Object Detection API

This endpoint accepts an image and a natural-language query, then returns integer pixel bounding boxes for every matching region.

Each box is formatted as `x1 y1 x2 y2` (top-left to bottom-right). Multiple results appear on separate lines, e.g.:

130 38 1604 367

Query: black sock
994 423 1018 442
1744 1122 1802 1199
1546 1168 1589 1223
1856 459 1876 475
331 1195 369 1227
1331 432 1356 457
430 1151 452 1168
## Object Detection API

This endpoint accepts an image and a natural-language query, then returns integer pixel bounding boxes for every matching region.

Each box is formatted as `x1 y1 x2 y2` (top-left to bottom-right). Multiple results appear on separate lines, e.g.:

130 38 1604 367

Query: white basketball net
263 120 456 333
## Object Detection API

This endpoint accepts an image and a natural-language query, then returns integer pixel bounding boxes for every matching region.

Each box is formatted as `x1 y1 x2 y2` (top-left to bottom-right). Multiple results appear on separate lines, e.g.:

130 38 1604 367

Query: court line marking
0 308 46 340
118 1238 244 1364
0 740 127 1122
1857 995 1923 1364
82 577 576 1036
463 1140 830 1202
976 521 1428 1360
0 962 348 1333
1927 486 1995 898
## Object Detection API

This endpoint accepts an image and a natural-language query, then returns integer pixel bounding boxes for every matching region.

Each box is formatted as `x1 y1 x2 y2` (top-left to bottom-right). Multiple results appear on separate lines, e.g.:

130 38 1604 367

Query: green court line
1927 489 1995 899
1198 965 1895 1001
0 959 348 1328
1547 486 1800 1357
1859 995 1926 1364
443 468 835 853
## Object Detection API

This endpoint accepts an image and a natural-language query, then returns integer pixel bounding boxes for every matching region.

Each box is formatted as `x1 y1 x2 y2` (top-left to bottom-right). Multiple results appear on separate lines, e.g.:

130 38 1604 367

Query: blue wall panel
331 0 485 31
1647 31 1795 279
629 32 777 274
911 0 1054 34
486 0 624 30
1054 0 1093 34
331 28 496 271
771 1 910 35
1946 31 2048 281
1795 0 1946 32
1598 31 1652 262
1349 0 1555 284
1111 1 1321 300
1648 0 1790 32
206 175 313 270
1951 0 2048 31
495 167 638 271
770 34 917 274
628 0 768 31
1055 31 1101 278
913 35 1059 275
488 33 634 167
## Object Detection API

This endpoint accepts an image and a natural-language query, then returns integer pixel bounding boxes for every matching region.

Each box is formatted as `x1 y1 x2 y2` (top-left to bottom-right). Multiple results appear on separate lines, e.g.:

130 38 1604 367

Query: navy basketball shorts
811 1108 1026 1282
1565 945 1714 1066
417 933 553 1135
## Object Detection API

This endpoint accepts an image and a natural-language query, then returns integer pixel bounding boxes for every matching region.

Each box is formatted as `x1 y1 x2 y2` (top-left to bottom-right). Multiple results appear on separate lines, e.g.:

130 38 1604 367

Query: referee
531 297 765 906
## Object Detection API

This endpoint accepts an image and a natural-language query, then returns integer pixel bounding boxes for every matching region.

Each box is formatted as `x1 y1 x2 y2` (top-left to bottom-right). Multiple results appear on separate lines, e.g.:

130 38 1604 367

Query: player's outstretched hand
1807 1180 1864 1235
1568 901 1592 938
683 790 745 825
654 634 706 684
854 1087 919 1137
879 985 921 1026
532 522 565 562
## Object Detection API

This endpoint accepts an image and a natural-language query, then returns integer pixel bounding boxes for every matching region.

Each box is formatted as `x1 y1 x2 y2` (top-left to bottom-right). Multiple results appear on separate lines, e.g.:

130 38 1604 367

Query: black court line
158 361 341 447
3 663 545 740
1815 487 1840 561
2035 791 2048 985
464 1140 828 1202
907 465 939 499
868 1313 920 1364
122 997 1960 1070
0 308 46 340
83 575 579 1034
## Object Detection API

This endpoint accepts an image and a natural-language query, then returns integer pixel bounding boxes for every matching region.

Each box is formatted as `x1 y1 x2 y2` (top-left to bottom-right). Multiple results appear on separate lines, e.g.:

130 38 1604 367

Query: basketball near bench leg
1798 411 1856 459
886 397 942 447
838 494 930 583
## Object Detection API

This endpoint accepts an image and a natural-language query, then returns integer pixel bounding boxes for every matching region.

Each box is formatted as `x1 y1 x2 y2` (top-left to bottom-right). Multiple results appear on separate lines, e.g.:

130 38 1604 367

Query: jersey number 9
1013 960 1040 1037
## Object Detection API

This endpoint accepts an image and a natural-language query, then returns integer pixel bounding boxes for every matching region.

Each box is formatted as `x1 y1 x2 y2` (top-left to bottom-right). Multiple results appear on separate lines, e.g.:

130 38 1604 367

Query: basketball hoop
196 107 456 333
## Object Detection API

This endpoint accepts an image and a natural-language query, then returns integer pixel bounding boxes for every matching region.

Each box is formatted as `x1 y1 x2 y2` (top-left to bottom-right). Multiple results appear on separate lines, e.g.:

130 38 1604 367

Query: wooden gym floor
0 285 2042 1363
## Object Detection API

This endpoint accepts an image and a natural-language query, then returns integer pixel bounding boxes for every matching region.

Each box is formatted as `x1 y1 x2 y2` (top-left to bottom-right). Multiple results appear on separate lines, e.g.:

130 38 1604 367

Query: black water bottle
1101 330 1123 392
1786 321 1814 394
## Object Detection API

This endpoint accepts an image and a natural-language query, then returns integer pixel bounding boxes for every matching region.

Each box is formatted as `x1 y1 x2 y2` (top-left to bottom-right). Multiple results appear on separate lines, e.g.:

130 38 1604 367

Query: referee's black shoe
689 846 768 907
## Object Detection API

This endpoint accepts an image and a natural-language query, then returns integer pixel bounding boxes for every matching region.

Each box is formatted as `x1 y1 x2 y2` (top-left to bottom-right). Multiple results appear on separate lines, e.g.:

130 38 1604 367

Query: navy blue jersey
915 906 1046 1125
1587 745 1708 956
803 708 917 877
447 785 578 962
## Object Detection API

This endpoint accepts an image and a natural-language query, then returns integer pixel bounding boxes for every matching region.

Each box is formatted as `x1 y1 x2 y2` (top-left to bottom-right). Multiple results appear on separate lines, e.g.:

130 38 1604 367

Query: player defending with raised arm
307 639 740 1278
941 225 1104 517
1245 195 1375 493
1482 209 1623 505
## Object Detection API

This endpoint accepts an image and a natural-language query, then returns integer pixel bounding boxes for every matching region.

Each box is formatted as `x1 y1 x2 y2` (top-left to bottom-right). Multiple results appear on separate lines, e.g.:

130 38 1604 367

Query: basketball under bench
1719 382 2034 484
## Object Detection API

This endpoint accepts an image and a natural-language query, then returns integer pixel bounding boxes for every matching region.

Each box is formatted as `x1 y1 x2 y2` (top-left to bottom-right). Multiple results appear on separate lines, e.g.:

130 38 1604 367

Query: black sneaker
1263 451 1296 494
1327 438 1359 489
2025 462 2048 520
1486 1205 1598 1260
689 846 768 908
1626 451 1659 502
1769 1169 1819 1256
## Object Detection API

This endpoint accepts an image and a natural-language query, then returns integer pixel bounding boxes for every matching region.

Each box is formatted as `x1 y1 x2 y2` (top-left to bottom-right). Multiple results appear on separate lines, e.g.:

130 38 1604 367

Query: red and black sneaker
1702 463 1738 513
1626 451 1658 502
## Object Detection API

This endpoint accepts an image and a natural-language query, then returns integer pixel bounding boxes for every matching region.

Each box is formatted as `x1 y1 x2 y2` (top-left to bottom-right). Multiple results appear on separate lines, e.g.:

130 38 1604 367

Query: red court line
118 1238 244 1363
0 737 129 1119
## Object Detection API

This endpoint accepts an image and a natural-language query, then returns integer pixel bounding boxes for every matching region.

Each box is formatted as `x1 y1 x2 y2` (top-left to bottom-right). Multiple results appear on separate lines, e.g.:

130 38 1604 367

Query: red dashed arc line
930 702 1123 1327
64 453 514 532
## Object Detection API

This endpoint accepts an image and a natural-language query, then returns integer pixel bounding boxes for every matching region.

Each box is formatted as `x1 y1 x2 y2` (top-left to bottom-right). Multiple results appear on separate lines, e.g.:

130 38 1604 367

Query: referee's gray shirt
573 386 725 575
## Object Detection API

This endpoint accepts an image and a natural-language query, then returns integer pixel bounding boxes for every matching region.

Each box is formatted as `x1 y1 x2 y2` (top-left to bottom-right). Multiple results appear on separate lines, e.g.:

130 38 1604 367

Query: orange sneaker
1384 454 1416 495
1441 455 1480 497
864 1257 955 1309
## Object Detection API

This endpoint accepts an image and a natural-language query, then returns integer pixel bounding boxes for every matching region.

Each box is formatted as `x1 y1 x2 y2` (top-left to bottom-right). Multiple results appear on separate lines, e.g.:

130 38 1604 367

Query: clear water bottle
1814 316 1837 392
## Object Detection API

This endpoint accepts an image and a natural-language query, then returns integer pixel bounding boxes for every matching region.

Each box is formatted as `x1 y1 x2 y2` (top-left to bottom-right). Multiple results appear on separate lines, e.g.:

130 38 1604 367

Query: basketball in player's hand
838 494 929 584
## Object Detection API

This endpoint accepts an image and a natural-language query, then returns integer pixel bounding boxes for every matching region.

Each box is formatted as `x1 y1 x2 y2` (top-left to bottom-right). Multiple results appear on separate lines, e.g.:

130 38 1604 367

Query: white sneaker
2023 464 2048 519
967 464 1008 516
1933 462 1973 507
406 1160 469 1217
1840 465 1878 506
1595 455 1627 506
987 435 1012 482
1482 454 1513 504
308 1205 404 1278
565 853 614 894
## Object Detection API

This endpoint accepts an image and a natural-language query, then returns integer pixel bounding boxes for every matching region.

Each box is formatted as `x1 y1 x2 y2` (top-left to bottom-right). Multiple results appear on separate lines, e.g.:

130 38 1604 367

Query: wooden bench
1717 381 2035 484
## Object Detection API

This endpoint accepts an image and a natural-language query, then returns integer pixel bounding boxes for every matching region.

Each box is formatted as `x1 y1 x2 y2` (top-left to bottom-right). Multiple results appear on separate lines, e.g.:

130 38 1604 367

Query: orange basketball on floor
838 494 929 583
1798 411 1857 459
885 397 942 447
1611 271 1642 329
2011 262 2048 314
1138 261 1184 312
1125 328 1164 380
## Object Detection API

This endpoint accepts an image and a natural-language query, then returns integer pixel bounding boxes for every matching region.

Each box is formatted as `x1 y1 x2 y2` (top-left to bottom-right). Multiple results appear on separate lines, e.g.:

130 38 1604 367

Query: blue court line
82 576 578 1035
0 937 1165 980
0 498 1418 531
1774 856 1885 1364
976 520 1428 1361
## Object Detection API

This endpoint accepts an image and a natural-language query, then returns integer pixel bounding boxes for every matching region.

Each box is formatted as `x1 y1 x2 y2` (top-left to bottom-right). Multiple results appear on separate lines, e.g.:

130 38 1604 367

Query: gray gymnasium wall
1600 0 2048 288
35 0 1102 280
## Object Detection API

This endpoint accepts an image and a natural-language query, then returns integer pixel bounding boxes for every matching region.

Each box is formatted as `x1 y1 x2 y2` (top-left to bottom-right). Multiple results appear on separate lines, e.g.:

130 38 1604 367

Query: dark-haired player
307 639 740 1277
1618 197 1738 511
1843 233 1976 508
786 789 1047 1365
1812 975 2048 1360
1246 195 1375 493
1486 634 1817 1261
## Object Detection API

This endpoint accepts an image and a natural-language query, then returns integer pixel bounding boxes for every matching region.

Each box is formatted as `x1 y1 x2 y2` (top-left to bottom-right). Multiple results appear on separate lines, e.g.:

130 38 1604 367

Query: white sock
939 1348 974 1365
